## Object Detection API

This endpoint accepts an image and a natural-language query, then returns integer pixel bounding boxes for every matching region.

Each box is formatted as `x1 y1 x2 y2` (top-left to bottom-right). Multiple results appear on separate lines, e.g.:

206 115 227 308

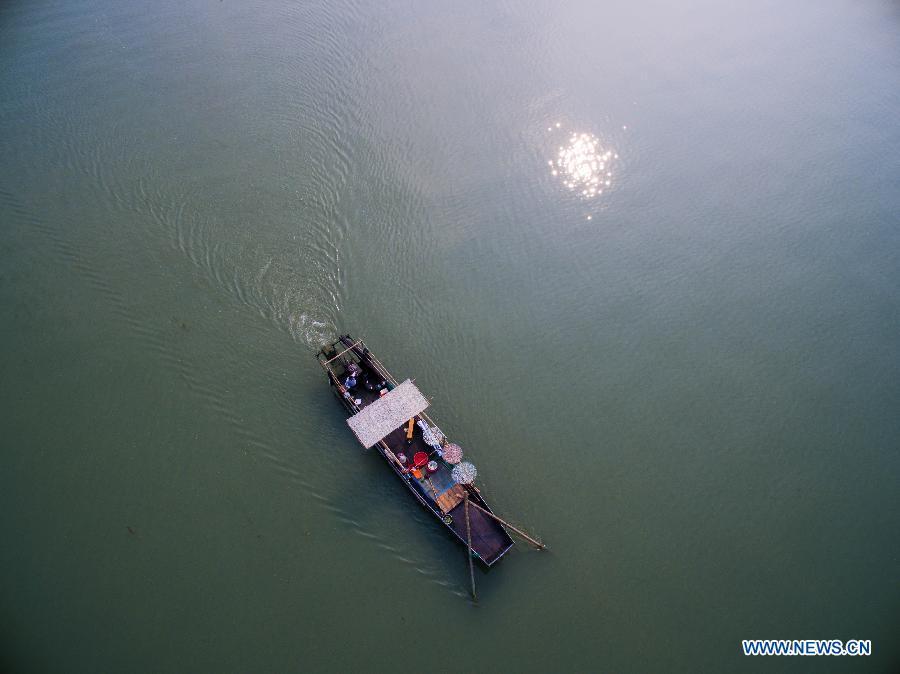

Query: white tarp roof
347 379 430 449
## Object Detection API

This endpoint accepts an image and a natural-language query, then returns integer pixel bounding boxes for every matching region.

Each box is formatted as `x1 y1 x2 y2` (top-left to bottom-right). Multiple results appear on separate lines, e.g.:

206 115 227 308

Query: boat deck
325 345 514 566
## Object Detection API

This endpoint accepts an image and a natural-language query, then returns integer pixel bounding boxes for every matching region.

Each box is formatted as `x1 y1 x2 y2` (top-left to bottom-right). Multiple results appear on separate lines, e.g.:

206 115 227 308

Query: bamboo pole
425 477 440 501
466 498 546 550
464 495 477 601
323 339 363 365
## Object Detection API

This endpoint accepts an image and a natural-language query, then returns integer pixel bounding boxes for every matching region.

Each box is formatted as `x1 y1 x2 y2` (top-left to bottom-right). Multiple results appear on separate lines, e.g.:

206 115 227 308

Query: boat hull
319 335 515 567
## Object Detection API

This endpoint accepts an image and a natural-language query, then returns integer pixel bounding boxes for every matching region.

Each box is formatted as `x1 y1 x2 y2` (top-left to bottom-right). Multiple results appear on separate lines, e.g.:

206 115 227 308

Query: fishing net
451 461 477 485
442 443 463 464
418 420 444 449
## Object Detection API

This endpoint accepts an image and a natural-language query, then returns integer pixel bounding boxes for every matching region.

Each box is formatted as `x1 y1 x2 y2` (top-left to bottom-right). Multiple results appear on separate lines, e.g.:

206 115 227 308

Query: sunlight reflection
547 126 618 204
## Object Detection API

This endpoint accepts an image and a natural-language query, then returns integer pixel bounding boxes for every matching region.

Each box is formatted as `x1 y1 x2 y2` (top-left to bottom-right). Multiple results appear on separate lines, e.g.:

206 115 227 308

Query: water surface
1 0 898 671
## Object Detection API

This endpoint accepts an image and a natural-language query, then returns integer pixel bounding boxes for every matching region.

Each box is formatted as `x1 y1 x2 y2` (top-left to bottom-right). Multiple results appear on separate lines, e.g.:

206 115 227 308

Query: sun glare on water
546 124 619 216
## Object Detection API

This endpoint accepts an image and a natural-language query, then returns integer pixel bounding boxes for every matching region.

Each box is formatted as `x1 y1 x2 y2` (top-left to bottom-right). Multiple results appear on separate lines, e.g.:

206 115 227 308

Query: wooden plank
436 484 466 514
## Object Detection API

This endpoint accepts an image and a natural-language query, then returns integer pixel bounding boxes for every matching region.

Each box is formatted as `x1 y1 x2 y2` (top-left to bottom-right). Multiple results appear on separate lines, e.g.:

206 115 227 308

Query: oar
464 494 477 601
465 497 546 550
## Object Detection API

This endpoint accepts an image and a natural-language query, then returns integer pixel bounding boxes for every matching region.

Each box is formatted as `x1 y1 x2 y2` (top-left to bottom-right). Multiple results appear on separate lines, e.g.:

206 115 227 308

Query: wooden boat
316 335 516 567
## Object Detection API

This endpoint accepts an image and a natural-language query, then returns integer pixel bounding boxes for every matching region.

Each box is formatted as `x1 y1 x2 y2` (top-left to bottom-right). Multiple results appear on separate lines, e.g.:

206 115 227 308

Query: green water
1 0 898 671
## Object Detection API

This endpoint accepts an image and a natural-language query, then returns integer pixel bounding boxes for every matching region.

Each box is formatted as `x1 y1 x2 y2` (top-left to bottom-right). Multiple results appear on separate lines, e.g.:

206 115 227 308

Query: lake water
1 0 898 671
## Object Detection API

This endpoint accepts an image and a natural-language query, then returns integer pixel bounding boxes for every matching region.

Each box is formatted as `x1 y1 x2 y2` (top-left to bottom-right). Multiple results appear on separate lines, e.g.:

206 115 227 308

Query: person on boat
344 373 357 390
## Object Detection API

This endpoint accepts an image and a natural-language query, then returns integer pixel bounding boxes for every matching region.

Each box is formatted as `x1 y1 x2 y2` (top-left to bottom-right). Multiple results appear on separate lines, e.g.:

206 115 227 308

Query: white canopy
346 379 430 449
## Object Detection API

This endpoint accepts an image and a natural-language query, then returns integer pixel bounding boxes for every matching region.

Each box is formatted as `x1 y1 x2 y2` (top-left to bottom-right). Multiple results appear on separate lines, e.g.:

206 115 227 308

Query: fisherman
344 373 357 390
